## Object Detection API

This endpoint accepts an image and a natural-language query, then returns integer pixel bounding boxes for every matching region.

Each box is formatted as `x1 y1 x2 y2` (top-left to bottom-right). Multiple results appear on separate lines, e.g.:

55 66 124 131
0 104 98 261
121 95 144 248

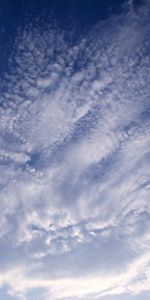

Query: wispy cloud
0 1 150 300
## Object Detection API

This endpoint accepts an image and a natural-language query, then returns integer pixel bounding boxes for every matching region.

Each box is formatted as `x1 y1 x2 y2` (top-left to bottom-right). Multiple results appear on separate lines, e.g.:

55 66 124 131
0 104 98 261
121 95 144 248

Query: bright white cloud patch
0 2 150 300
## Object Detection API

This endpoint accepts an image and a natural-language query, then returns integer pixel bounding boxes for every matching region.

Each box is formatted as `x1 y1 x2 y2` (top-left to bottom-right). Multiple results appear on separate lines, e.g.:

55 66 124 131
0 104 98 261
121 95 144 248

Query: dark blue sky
0 0 144 74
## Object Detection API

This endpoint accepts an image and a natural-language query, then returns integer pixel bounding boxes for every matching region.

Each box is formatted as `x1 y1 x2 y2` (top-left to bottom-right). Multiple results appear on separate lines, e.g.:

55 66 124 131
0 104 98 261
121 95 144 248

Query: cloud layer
0 2 150 300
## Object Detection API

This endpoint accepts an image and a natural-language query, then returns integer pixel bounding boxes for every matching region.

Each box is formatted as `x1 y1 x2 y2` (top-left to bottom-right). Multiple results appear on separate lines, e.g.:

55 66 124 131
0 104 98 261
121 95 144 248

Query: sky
0 0 150 299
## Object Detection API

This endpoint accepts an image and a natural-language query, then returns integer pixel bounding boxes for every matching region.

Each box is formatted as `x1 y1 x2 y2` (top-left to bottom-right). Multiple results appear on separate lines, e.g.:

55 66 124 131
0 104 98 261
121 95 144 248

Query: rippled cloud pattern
0 1 150 300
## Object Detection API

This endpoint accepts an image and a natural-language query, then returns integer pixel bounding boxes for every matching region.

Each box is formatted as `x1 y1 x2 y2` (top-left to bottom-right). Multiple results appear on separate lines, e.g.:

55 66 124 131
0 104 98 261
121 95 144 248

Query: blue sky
0 0 150 299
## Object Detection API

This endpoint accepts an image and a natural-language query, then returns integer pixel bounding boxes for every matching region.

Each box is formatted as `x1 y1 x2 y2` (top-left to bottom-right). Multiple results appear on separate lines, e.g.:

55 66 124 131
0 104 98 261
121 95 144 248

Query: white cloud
0 2 150 300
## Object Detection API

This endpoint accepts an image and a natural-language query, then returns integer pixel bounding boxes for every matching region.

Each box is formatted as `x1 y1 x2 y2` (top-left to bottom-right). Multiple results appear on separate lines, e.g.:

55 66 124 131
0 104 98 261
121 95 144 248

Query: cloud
0 1 150 300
